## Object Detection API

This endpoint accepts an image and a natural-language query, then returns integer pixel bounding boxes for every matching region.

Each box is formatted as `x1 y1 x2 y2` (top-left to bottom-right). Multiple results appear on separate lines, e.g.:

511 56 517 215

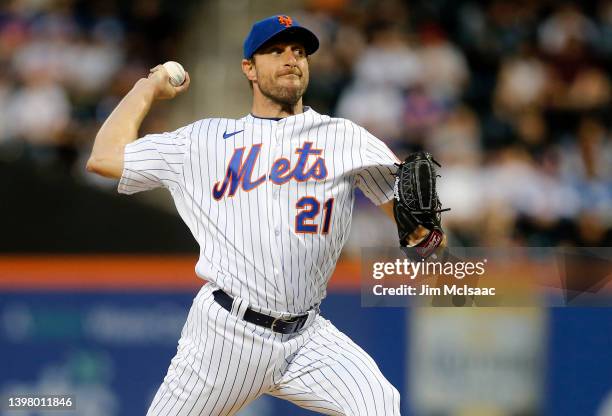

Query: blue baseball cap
243 15 319 59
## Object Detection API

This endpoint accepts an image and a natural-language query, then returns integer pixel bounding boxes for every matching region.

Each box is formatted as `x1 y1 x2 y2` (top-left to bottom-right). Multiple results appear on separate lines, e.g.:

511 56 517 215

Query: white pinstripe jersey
119 107 398 314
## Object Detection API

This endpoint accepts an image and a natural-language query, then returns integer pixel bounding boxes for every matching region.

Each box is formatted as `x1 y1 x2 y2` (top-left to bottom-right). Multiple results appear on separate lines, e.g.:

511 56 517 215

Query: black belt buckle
271 316 302 334
271 316 284 333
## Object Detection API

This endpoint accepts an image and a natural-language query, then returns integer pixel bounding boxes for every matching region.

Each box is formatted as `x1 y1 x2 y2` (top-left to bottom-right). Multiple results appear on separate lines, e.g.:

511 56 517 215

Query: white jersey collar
243 106 317 124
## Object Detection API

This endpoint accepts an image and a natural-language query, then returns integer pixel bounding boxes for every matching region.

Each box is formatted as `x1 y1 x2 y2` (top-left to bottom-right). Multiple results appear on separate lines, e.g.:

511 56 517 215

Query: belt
213 289 309 334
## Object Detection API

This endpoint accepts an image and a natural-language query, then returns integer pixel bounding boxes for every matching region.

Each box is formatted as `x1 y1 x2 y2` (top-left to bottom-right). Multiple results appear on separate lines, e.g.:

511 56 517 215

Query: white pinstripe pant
146 283 401 415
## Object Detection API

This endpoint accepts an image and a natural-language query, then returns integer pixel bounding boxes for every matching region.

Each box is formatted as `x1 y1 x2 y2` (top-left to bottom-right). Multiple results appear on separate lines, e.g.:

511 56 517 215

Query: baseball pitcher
88 15 446 416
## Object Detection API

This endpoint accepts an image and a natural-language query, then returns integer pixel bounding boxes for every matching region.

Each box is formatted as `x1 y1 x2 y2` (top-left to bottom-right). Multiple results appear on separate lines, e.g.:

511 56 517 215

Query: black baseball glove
393 151 449 259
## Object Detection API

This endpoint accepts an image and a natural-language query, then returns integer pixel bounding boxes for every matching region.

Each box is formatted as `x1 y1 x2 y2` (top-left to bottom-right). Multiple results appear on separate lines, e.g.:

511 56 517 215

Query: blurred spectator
0 67 13 145
457 0 540 65
336 19 422 141
427 105 481 166
514 110 548 155
547 66 611 113
494 45 548 116
9 70 70 147
538 3 598 58
418 23 469 101
577 117 610 180
64 32 124 96
299 11 350 115
401 84 448 146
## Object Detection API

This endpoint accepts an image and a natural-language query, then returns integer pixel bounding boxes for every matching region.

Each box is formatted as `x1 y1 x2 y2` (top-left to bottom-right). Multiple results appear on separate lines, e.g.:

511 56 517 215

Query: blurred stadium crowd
0 0 190 176
299 0 612 248
1 0 611 250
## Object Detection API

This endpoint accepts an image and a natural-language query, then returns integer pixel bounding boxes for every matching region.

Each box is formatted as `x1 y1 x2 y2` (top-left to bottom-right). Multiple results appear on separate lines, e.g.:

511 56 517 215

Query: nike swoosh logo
223 129 244 140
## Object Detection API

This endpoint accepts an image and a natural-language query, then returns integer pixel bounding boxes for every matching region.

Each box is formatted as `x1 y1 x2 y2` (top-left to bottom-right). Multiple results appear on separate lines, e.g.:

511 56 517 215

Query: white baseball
163 61 186 87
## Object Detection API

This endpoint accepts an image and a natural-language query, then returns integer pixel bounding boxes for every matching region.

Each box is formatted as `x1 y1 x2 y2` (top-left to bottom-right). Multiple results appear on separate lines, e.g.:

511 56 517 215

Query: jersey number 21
295 197 334 234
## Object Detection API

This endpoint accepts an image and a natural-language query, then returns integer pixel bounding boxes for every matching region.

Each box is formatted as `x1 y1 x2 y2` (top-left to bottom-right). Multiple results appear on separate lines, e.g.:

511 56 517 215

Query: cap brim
253 26 319 57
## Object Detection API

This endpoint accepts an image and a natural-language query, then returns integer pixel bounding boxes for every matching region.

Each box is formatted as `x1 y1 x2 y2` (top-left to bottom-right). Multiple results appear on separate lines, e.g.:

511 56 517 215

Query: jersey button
273 189 279 200
275 228 280 236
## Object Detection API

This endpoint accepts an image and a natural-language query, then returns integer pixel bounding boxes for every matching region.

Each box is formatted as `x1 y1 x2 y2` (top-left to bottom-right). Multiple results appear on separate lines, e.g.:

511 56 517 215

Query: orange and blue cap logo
277 15 293 28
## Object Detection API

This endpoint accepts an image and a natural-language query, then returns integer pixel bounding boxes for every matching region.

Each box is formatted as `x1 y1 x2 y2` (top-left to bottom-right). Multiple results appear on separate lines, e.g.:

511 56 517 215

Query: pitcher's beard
258 78 308 107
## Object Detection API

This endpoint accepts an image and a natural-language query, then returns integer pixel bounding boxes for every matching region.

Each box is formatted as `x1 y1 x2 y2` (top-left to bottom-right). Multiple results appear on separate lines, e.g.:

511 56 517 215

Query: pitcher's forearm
87 78 156 178
97 78 156 149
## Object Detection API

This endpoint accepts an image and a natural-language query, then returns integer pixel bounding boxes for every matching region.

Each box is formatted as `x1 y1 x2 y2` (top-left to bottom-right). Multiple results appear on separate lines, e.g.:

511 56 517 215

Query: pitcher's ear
242 58 257 82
